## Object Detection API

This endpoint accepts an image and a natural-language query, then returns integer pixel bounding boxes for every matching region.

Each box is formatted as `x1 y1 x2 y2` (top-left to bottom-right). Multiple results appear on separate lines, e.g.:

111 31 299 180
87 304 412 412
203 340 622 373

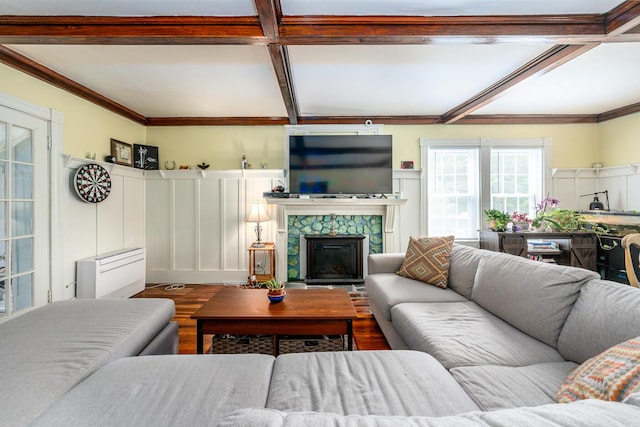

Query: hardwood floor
135 284 391 354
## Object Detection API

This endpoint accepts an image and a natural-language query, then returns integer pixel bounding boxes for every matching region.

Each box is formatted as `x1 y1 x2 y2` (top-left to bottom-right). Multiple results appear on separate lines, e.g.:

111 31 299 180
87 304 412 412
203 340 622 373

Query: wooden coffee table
191 287 358 354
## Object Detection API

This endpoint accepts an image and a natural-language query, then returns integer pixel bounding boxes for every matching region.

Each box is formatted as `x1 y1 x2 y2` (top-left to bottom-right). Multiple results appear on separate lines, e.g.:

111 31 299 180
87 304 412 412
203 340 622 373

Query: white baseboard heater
76 248 146 299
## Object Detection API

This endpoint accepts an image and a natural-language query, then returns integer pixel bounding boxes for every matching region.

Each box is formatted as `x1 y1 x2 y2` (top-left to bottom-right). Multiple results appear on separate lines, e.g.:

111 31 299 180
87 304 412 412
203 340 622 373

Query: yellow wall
146 122 598 170
387 123 599 169
3 63 638 170
597 111 640 167
0 64 146 159
145 126 285 170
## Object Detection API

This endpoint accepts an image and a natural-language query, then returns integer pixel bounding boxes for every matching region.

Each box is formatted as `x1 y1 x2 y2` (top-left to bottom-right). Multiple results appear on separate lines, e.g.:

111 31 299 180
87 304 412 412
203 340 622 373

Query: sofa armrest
367 253 405 274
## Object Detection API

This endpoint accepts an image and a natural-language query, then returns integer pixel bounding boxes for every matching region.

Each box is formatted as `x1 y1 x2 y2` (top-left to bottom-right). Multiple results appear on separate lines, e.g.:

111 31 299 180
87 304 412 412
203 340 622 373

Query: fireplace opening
305 235 365 284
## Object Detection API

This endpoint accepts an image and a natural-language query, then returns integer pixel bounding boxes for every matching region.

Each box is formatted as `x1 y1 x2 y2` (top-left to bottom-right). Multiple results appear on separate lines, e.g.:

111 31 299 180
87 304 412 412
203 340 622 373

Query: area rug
349 285 371 315
209 334 357 355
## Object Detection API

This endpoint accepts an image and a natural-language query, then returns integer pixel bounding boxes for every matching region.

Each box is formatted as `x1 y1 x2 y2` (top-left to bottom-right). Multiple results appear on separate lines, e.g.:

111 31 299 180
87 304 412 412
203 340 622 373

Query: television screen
288 135 392 195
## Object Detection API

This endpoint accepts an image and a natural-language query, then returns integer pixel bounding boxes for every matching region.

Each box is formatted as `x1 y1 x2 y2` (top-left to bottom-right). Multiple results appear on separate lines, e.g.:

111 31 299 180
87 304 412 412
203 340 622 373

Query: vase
531 224 549 233
267 288 286 302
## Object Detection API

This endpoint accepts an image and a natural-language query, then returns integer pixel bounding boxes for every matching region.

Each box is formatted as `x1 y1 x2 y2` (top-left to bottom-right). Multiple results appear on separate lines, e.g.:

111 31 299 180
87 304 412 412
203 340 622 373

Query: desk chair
621 233 640 287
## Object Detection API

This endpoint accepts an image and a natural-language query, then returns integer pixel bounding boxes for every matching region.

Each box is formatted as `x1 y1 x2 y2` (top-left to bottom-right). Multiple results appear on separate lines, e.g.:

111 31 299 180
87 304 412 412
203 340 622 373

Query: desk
248 242 276 282
479 230 597 271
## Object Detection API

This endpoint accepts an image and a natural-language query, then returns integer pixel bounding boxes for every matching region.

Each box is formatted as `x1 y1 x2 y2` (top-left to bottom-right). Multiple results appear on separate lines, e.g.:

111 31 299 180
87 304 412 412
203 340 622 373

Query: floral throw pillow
557 336 640 403
396 236 454 288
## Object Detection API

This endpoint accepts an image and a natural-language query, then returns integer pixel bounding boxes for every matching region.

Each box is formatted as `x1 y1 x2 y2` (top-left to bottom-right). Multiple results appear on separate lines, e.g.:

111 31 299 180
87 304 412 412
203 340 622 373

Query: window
422 138 551 240
490 148 542 216
427 147 479 239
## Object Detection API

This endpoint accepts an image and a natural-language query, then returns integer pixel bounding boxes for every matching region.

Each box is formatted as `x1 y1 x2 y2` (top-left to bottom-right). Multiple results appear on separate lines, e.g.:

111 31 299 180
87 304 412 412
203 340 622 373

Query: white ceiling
476 43 640 115
280 0 622 16
7 45 288 117
0 0 621 17
0 0 258 16
1 0 638 123
288 44 552 116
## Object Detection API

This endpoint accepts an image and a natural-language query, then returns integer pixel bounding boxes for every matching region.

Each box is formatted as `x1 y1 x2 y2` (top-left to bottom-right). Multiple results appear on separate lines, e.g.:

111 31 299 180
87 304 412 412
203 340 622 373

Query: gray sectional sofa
365 244 640 410
11 245 640 425
0 298 178 426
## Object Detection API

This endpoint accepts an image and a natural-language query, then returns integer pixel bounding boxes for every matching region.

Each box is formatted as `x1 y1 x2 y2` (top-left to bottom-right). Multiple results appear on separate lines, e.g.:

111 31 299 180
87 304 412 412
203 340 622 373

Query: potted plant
484 209 511 232
261 278 286 302
510 211 531 231
531 195 560 231
543 209 588 232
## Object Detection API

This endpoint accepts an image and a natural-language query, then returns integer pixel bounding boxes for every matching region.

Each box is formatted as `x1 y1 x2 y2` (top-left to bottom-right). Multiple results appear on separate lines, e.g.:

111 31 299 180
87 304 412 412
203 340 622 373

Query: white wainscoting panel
393 169 422 251
123 175 145 248
61 156 145 299
551 169 598 211
144 170 284 284
144 169 426 284
628 173 640 210
199 177 222 271
145 178 171 271
174 179 197 270
552 165 640 212
222 177 242 273
97 173 125 253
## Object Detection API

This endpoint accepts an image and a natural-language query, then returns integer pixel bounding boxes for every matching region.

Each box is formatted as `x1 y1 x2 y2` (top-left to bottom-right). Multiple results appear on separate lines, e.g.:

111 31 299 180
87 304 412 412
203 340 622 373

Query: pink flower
510 211 530 223
536 196 560 214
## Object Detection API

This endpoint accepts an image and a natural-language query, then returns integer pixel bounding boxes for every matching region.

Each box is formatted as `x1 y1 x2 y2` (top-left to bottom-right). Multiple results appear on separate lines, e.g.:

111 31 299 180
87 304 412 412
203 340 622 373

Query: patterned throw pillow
396 236 454 288
557 336 640 403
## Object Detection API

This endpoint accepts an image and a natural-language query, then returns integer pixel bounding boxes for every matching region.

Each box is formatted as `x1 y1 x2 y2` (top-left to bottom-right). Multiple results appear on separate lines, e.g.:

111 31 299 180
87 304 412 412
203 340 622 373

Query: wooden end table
191 287 358 355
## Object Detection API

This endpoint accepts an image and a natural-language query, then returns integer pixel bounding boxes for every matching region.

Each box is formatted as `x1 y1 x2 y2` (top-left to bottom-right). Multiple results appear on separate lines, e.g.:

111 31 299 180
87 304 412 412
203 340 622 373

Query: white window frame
420 137 552 242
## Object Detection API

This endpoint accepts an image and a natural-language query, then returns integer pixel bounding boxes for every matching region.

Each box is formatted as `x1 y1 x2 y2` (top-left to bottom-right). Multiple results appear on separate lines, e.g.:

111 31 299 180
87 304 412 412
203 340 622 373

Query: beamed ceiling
1 0 640 126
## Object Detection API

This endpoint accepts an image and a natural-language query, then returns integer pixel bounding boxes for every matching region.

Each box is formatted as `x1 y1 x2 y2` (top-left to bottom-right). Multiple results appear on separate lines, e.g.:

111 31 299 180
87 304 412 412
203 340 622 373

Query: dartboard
74 163 112 203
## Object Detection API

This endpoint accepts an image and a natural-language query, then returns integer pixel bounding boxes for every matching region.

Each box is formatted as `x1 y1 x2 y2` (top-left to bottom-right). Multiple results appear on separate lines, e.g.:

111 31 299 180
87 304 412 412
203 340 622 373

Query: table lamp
247 200 270 247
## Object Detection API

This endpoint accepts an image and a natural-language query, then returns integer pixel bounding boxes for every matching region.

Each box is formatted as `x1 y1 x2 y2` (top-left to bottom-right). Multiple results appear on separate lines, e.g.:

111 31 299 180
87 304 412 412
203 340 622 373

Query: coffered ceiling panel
475 42 640 115
6 44 287 117
0 0 257 16
280 0 622 16
289 44 552 116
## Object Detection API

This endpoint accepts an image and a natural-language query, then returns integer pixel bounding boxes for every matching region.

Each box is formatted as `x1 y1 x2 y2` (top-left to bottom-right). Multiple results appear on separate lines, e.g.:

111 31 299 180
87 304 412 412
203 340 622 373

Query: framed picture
133 144 159 170
401 160 414 169
110 139 133 166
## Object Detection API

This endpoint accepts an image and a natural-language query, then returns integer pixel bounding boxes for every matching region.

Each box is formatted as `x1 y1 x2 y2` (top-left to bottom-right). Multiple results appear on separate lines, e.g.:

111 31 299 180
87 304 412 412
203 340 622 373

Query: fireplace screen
306 235 364 284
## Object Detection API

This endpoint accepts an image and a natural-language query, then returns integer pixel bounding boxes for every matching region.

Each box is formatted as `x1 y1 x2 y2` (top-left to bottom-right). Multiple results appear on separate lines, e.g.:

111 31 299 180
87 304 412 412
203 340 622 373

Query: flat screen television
288 134 393 195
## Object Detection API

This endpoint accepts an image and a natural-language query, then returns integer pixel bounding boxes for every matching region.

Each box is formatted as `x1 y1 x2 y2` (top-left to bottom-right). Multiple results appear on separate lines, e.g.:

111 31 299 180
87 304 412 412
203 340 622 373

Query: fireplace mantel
266 197 406 282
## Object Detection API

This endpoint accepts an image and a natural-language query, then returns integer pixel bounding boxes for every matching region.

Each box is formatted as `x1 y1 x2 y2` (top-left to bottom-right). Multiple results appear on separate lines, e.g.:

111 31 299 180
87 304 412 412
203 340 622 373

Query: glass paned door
0 106 49 317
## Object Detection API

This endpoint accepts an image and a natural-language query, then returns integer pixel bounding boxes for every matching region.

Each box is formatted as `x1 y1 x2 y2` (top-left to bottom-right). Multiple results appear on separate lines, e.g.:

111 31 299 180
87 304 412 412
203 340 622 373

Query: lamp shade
246 201 270 223
589 196 605 210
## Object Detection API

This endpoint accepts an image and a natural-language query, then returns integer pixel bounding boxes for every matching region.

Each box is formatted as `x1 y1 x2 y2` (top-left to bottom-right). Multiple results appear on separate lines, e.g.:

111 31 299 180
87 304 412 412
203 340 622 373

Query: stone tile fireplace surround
266 198 406 284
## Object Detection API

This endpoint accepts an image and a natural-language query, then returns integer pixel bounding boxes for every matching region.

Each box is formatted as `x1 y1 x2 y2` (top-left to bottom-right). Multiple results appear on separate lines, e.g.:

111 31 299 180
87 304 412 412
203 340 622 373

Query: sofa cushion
558 279 640 364
267 350 479 417
367 252 406 275
0 298 175 426
218 400 640 427
392 301 565 369
366 273 467 321
448 244 490 299
33 354 275 427
625 392 640 407
396 236 454 288
557 336 640 403
471 252 598 348
451 362 577 411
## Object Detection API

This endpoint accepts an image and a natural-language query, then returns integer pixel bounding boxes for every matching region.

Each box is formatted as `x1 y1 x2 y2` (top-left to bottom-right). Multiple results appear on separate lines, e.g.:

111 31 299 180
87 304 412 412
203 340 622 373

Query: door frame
0 92 63 307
